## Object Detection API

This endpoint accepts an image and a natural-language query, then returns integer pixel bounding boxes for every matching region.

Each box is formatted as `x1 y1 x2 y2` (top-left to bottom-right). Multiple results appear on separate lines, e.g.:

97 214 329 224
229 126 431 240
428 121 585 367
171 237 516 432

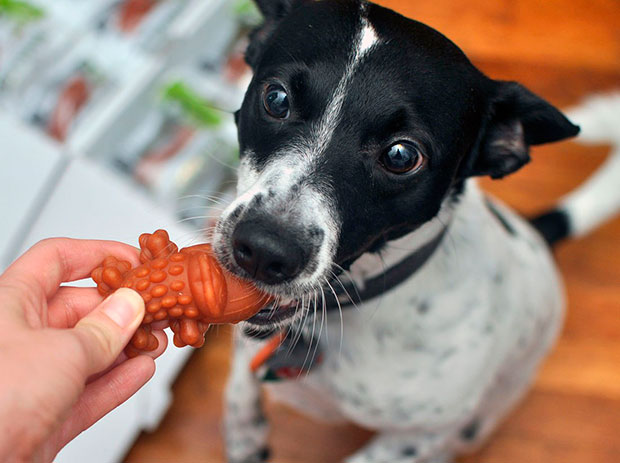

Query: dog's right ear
246 0 302 68
460 81 579 180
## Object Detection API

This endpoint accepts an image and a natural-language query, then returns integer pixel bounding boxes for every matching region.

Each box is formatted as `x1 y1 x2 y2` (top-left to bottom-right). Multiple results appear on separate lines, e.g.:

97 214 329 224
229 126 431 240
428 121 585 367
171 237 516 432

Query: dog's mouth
245 297 302 327
244 277 350 331
238 263 353 330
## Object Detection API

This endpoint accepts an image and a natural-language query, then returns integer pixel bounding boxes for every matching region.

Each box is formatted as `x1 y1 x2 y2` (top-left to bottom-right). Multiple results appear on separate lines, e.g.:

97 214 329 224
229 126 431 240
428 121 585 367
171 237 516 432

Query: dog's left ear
253 0 299 19
246 0 304 68
463 81 580 179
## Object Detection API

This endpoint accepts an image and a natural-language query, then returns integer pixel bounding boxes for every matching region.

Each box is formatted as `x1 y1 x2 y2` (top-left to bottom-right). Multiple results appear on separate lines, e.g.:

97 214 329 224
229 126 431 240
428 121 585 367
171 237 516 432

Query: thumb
71 288 145 377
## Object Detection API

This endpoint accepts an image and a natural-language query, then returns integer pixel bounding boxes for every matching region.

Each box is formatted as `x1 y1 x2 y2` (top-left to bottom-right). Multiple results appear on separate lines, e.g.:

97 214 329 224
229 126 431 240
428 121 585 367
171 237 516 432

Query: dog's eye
381 142 425 174
263 84 290 119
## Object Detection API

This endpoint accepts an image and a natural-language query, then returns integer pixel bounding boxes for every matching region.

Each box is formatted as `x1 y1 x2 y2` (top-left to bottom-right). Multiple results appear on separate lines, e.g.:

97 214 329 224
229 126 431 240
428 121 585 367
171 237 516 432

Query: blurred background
0 0 618 462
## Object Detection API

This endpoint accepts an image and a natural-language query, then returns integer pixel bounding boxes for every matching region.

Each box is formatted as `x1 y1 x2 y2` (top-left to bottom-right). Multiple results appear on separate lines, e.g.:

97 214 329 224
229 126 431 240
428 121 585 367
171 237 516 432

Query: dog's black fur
235 0 578 275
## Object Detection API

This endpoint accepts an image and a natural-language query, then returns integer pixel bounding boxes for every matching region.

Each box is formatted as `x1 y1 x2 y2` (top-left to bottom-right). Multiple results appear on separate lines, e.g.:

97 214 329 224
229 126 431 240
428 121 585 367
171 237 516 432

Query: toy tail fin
531 92 620 245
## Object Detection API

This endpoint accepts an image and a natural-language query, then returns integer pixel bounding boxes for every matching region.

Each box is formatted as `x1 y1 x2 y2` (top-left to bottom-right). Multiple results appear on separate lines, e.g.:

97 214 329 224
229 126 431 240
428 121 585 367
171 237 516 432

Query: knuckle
87 322 117 356
75 320 119 370
0 277 41 312
32 237 64 254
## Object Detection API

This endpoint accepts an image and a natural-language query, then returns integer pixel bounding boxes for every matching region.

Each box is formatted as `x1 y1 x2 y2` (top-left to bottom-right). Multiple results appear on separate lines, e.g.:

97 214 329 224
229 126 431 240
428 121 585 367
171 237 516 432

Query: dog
211 1 620 462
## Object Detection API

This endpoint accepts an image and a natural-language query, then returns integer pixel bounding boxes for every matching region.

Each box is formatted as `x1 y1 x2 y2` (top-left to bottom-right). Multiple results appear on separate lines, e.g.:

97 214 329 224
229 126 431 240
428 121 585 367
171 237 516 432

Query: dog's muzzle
243 226 449 336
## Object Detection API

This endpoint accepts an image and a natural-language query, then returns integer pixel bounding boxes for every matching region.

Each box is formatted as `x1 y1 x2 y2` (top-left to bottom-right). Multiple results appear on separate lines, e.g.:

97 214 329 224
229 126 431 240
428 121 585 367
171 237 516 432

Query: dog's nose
232 219 309 285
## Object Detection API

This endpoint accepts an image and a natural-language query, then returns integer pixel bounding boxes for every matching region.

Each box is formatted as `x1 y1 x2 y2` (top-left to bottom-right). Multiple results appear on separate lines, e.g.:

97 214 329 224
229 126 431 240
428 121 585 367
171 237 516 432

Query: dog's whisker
173 200 227 209
269 295 283 319
311 283 329 368
299 289 321 376
282 308 298 356
328 268 361 314
175 192 230 203
323 277 344 355
175 215 224 225
171 229 219 250
319 285 330 369
288 303 304 356
309 287 328 375
174 196 231 212
288 297 306 355
175 204 225 216
331 263 363 304
303 297 323 379
179 229 218 247
203 149 240 172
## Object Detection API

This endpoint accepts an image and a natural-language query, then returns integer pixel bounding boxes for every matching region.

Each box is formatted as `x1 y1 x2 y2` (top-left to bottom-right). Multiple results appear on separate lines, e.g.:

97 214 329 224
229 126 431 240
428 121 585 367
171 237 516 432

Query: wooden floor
126 1 620 462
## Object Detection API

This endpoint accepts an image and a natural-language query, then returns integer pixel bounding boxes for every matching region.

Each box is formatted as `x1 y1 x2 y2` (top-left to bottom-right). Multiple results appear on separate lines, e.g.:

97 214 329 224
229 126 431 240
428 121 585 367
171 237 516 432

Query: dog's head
212 0 579 328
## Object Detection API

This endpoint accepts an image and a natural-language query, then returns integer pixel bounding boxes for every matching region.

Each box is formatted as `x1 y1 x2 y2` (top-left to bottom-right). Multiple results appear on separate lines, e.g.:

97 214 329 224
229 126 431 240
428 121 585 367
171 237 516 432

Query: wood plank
374 0 620 72
459 390 620 463
538 337 620 401
125 328 233 462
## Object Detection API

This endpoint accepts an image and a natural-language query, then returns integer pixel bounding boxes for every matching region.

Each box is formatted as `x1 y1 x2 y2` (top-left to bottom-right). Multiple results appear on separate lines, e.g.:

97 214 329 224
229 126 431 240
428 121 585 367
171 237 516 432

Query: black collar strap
322 227 448 311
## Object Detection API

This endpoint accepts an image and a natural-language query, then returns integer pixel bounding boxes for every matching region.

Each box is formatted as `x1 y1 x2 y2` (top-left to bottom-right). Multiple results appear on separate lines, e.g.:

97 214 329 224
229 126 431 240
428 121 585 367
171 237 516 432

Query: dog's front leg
344 430 453 463
224 329 270 463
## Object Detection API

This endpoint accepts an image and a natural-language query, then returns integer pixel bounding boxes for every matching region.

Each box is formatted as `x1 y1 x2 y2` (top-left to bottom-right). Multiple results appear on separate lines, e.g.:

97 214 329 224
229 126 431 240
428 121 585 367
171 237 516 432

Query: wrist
0 392 46 462
0 354 65 463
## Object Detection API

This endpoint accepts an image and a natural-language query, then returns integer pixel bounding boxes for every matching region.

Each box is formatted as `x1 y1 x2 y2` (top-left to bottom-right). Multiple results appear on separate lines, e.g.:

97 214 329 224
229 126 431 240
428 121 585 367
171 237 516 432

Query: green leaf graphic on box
163 81 222 128
234 0 261 23
0 0 45 24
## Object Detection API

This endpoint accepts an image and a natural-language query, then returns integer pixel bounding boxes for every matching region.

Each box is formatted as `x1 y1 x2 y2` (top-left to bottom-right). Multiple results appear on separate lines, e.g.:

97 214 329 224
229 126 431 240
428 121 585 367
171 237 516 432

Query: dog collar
322 227 448 311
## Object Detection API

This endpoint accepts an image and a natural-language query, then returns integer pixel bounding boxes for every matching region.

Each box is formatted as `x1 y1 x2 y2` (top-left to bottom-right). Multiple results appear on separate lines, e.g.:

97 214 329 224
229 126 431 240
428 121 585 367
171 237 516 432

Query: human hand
0 238 168 462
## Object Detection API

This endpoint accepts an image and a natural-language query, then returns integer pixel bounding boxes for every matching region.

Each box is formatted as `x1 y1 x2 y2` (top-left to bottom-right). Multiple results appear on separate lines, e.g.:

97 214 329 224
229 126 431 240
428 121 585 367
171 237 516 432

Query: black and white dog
211 1 620 462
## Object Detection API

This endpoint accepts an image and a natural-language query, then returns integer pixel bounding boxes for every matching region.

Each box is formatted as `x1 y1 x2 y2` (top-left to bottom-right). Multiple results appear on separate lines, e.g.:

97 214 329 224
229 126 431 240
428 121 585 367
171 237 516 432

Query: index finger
1 238 140 299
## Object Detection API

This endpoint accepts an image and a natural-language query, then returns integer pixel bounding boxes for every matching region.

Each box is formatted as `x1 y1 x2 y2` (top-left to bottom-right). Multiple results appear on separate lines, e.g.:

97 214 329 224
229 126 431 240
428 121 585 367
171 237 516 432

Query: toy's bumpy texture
91 230 269 357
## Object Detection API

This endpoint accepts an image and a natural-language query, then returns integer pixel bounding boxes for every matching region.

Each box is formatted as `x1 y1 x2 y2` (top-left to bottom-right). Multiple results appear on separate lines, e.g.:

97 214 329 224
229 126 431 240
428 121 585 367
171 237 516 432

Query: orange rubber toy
91 230 270 357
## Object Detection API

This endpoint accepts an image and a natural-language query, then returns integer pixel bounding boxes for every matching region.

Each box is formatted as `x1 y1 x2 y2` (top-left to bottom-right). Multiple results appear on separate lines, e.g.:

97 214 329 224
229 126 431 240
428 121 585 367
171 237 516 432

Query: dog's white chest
266 184 564 432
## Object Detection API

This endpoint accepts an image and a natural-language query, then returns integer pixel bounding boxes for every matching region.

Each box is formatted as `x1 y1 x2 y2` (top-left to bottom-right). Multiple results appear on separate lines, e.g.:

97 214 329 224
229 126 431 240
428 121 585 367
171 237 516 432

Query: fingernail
103 288 144 328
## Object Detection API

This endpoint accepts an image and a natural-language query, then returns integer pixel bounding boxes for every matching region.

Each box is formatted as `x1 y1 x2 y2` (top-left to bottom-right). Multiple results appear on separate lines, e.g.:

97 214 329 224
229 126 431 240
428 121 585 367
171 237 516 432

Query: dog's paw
228 446 271 463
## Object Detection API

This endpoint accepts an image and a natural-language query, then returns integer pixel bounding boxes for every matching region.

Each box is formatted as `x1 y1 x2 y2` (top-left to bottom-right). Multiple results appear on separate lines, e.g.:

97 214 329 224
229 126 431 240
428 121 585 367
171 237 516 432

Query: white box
18 156 201 463
0 113 65 269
